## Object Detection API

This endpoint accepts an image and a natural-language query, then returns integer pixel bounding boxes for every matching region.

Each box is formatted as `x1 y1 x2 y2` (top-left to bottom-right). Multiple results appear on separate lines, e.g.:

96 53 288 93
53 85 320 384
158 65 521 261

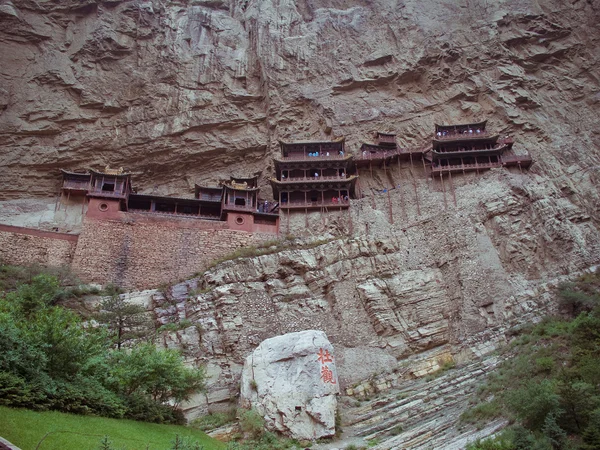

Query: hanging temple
57 120 532 235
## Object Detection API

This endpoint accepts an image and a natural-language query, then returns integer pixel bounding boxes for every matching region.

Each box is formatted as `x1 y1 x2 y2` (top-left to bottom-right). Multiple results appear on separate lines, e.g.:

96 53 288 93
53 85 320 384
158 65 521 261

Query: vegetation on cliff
465 271 600 450
0 266 205 424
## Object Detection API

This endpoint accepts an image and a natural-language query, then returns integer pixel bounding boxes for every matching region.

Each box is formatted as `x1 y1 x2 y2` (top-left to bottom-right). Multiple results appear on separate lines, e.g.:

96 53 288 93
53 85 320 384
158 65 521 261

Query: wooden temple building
356 132 429 169
430 120 532 175
59 169 279 233
270 139 358 211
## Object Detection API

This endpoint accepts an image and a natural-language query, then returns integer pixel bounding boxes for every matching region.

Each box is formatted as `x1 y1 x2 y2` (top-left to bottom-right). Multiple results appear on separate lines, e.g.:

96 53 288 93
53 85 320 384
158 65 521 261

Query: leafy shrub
0 272 205 423
239 408 264 439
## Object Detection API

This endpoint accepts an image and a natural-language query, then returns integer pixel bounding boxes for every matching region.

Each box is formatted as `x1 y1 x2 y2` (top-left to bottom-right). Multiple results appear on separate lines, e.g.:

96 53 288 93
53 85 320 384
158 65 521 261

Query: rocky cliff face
1 0 599 200
2 0 600 446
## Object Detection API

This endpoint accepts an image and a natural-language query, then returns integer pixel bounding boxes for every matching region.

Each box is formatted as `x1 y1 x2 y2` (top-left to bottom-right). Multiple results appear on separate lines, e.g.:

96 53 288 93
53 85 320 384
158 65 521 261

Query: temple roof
89 169 132 178
377 132 396 136
222 181 260 191
435 120 487 133
60 169 90 178
194 184 222 191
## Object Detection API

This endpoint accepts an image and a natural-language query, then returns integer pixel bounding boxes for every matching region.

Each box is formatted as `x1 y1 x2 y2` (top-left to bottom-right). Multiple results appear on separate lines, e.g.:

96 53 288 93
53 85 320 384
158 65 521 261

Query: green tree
96 295 154 350
107 344 205 405
506 379 561 432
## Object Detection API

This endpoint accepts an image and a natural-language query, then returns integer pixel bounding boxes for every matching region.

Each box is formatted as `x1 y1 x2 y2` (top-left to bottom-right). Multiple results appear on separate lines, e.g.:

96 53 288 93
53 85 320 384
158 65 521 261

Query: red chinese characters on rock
317 348 333 364
317 348 336 384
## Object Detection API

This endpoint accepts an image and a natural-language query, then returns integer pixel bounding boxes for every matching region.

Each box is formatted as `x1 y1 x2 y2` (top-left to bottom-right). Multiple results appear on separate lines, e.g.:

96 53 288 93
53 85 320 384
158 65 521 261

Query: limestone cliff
1 0 599 202
2 0 600 447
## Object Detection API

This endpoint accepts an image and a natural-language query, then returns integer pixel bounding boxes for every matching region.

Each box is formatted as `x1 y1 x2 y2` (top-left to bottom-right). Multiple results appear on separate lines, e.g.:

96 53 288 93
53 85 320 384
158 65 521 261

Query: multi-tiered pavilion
270 139 358 211
430 120 532 175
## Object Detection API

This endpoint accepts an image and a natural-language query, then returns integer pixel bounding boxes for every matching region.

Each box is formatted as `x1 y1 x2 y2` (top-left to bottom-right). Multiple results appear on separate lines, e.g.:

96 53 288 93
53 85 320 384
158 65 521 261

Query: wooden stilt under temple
348 206 353 235
440 173 447 209
449 170 457 207
387 190 393 225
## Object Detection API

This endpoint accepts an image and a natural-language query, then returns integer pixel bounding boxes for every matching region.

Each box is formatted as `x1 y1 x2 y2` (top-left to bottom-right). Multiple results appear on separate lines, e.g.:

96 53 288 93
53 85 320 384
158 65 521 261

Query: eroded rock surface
240 330 339 440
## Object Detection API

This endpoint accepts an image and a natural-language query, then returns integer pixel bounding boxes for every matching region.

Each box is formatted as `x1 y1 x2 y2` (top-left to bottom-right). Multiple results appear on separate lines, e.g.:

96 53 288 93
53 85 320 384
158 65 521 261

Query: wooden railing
88 190 127 198
355 150 395 161
280 153 347 161
223 203 256 212
435 131 489 140
433 144 503 154
432 161 501 173
129 209 221 220
431 154 532 173
279 175 347 182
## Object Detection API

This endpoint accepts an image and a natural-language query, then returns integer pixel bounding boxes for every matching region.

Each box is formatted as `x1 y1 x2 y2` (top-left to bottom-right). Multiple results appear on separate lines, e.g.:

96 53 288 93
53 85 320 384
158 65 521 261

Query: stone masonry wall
71 212 276 289
0 224 78 267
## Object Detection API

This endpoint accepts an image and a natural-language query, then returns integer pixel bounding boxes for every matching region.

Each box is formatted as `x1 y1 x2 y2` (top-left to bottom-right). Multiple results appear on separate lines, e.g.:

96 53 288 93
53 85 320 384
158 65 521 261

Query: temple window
234 198 246 206
102 183 115 192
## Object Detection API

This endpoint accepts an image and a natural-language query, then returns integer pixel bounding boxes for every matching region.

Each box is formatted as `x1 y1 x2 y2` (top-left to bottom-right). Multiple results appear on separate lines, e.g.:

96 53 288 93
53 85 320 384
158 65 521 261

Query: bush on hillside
0 272 205 423
464 271 600 450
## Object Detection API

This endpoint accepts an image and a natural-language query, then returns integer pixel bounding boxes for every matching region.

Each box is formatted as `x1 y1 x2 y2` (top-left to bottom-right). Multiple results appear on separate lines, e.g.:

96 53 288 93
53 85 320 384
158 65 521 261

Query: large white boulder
240 330 339 440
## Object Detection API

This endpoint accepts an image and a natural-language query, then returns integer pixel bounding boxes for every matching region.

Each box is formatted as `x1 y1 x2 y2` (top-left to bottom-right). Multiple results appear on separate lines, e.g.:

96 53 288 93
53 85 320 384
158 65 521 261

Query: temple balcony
356 149 395 161
128 209 221 220
279 174 348 183
435 130 491 140
87 191 128 199
279 153 348 162
223 203 257 212
431 154 532 175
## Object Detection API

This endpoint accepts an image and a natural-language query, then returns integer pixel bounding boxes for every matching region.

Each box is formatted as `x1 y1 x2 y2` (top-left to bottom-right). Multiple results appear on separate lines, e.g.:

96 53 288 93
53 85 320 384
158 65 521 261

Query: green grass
0 406 226 450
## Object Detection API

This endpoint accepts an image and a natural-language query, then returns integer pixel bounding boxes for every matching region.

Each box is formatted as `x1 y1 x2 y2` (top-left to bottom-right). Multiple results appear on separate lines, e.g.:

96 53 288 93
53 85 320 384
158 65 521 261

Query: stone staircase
339 356 507 450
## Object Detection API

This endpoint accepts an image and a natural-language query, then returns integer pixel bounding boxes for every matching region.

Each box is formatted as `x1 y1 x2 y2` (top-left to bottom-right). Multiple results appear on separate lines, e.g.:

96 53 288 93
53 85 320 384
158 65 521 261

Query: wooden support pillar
440 173 447 209
413 177 420 216
55 191 63 212
65 189 70 211
348 207 353 235
449 170 457 207
409 152 420 216
387 190 393 225
320 191 325 227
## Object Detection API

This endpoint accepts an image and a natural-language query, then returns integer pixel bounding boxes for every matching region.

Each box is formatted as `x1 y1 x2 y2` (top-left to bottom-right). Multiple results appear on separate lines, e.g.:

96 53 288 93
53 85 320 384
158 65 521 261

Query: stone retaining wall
71 212 276 289
0 224 78 267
